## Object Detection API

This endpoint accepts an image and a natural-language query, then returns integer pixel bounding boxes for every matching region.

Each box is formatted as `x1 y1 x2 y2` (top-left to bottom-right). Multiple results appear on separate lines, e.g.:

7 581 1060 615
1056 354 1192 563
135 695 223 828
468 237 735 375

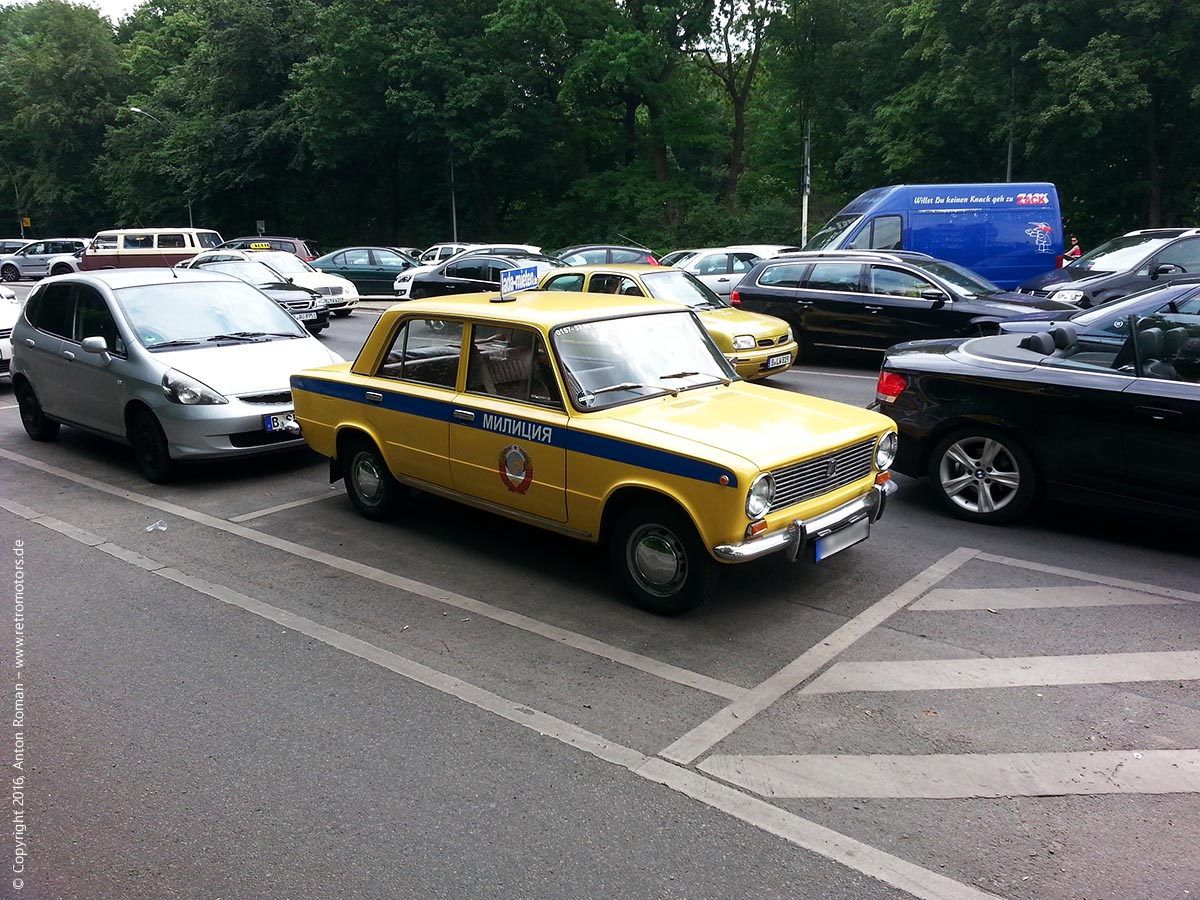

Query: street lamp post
129 107 194 228
0 158 24 239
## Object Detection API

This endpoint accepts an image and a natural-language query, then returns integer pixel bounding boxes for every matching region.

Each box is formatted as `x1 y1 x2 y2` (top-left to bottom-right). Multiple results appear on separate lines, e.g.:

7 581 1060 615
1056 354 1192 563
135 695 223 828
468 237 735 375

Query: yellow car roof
387 289 685 329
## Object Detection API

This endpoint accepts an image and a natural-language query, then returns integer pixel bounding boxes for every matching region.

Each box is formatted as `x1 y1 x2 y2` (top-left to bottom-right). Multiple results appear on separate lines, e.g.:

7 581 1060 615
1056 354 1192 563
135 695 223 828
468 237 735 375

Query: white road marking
3 499 1002 900
700 750 1200 798
0 403 18 410
976 551 1200 605
228 490 339 522
802 650 1200 694
658 547 979 765
911 585 1182 611
798 371 878 380
0 453 744 700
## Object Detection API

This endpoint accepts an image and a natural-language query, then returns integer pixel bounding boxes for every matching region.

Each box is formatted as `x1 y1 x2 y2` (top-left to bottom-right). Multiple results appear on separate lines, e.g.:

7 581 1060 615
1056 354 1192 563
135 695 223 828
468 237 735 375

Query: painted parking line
700 750 1200 799
801 650 1200 695
0 451 743 700
658 547 979 766
2 498 1002 900
228 490 340 523
0 403 18 410
976 551 1200 604
910 585 1183 611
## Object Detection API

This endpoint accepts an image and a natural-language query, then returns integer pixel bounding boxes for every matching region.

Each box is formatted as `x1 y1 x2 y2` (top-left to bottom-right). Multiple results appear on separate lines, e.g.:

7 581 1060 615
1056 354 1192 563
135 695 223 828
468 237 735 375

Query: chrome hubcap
353 454 383 503
628 524 686 596
938 437 1021 515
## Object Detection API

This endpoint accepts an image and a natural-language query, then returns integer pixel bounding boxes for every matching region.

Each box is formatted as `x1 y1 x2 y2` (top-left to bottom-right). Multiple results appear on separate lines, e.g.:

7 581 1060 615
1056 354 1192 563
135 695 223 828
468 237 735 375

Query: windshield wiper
205 332 274 342
660 370 732 386
145 339 201 350
576 381 679 406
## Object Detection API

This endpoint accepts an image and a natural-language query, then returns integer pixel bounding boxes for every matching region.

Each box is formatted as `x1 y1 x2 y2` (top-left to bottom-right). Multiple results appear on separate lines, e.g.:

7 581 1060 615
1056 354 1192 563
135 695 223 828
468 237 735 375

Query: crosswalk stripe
801 650 1200 694
910 585 1182 611
699 750 1200 798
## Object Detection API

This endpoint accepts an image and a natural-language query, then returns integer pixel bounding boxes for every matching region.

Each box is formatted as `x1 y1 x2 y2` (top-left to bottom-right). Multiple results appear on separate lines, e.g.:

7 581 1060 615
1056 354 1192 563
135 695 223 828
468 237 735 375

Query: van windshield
197 231 222 248
804 214 861 250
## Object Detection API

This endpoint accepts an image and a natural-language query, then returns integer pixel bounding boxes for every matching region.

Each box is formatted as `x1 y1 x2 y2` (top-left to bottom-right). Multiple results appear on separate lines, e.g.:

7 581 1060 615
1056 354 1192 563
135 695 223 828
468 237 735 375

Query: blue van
804 183 1063 289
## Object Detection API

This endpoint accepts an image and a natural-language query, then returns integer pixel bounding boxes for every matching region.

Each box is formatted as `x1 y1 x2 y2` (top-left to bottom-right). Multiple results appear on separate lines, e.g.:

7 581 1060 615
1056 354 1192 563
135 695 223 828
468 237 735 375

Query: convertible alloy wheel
931 427 1036 524
344 438 403 520
610 501 719 615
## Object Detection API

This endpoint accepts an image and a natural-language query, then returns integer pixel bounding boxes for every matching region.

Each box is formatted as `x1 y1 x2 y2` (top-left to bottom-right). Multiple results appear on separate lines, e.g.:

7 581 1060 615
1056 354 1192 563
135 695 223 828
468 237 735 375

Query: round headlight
732 335 756 351
875 431 898 470
746 473 775 518
1052 289 1084 305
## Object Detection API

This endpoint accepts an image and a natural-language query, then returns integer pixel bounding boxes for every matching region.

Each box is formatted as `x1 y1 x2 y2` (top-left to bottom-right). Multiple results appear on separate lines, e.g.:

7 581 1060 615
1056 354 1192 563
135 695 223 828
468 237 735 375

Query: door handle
24 338 35 347
717 277 729 282
864 305 884 313
794 301 813 309
365 391 383 403
62 350 75 361
1134 405 1181 422
453 409 475 422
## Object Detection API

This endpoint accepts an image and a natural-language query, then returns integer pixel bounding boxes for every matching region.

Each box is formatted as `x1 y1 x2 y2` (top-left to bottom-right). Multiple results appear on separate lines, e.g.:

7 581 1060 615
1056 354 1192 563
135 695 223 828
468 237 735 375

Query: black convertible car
872 313 1200 523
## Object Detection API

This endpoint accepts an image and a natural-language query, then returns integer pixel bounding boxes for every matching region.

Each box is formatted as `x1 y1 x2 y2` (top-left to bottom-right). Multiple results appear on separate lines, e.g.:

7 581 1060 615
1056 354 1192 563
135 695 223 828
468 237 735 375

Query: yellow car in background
538 264 798 381
290 290 897 615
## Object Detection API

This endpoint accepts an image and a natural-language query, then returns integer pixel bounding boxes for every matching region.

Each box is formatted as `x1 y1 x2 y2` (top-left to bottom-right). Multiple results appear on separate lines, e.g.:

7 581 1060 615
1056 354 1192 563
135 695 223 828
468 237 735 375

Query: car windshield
911 259 1002 296
640 270 730 309
197 260 295 289
804 214 861 250
116 280 308 347
1071 284 1200 328
1067 234 1178 273
551 310 736 411
660 250 699 267
255 252 313 275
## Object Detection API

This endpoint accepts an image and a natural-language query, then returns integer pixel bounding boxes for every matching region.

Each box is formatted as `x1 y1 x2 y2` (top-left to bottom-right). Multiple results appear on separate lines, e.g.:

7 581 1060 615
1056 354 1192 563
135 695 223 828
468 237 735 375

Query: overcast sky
0 0 142 23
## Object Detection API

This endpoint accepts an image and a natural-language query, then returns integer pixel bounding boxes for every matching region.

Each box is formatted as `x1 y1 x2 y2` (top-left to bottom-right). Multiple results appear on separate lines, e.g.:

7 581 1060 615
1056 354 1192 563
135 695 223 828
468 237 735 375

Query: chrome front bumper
713 481 896 563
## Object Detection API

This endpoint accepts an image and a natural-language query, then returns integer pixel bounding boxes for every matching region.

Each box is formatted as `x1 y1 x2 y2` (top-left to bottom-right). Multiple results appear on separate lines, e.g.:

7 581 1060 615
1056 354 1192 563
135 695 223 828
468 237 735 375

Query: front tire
15 381 60 441
129 409 176 483
332 309 352 318
343 438 403 520
1 264 19 282
929 426 1036 524
609 500 719 615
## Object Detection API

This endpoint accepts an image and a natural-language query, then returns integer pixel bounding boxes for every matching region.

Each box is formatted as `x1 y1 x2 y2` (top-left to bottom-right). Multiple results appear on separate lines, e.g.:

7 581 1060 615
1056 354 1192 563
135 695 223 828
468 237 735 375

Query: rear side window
543 274 584 292
610 249 644 263
868 266 934 298
805 263 863 292
759 263 808 288
25 282 74 337
341 248 371 265
123 235 154 249
447 260 487 280
378 319 463 388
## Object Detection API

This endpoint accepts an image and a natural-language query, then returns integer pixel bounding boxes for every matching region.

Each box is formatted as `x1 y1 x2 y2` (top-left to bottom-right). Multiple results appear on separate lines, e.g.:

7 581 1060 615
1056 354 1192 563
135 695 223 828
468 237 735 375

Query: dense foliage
0 0 1196 251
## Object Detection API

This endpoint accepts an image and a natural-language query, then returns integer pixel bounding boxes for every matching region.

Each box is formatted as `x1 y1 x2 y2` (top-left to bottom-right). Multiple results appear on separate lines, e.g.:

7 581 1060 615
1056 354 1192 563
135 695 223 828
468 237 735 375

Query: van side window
123 235 154 249
849 215 902 251
157 234 187 249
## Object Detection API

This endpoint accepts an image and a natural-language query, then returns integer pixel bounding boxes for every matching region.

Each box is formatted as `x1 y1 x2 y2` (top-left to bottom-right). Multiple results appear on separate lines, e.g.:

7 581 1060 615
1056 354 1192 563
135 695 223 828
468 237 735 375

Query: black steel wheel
609 500 719 615
15 381 59 441
929 426 1036 524
129 409 176 483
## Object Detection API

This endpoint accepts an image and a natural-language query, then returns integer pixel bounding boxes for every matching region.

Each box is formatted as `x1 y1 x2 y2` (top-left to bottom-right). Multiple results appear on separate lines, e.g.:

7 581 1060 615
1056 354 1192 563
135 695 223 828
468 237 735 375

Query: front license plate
767 353 793 368
263 412 296 432
814 517 870 562
294 312 317 321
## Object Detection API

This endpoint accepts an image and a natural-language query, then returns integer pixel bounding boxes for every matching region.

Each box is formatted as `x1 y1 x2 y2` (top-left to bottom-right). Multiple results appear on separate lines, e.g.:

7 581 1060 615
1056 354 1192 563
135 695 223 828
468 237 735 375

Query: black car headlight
746 473 775 518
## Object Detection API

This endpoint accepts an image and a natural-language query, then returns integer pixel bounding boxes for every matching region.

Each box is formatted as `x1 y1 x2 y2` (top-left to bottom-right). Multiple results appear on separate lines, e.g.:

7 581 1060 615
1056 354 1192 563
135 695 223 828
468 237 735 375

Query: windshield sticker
480 412 554 445
498 445 534 494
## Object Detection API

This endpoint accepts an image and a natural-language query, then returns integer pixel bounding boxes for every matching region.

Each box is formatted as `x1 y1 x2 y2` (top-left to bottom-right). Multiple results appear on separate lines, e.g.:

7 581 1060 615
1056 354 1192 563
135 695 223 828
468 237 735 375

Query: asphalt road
0 288 1197 900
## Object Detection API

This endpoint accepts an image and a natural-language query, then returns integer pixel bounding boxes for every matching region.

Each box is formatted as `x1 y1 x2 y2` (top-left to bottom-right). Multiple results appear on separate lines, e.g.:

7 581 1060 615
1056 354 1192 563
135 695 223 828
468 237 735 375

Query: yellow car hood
697 306 789 341
601 383 888 470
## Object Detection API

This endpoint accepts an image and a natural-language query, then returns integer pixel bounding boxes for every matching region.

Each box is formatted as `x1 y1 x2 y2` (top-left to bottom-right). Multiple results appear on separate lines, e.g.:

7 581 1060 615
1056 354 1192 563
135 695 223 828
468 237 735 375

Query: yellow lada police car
290 290 897 614
539 264 798 381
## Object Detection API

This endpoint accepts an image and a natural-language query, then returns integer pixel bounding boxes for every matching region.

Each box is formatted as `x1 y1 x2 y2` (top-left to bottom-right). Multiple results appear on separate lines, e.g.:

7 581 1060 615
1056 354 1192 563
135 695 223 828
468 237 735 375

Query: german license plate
263 412 296 432
294 312 317 321
814 517 869 562
767 353 793 368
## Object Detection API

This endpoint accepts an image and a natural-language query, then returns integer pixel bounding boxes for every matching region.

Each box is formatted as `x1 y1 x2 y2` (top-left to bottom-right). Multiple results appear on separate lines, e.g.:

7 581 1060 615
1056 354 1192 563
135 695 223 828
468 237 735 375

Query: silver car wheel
351 452 385 505
625 523 687 598
937 436 1022 515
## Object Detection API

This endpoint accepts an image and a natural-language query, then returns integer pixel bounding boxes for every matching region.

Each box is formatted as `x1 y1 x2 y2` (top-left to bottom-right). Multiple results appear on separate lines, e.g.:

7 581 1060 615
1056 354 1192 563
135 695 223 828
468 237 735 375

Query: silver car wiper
205 332 273 342
660 370 733 386
145 339 202 350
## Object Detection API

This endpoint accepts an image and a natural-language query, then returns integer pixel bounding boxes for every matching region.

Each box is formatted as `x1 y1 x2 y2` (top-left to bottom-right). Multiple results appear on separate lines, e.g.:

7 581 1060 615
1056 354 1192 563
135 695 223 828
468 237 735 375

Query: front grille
0 359 9 375
757 333 789 348
237 390 292 405
770 438 875 510
314 286 343 297
281 299 315 311
1019 288 1051 298
0 327 11 340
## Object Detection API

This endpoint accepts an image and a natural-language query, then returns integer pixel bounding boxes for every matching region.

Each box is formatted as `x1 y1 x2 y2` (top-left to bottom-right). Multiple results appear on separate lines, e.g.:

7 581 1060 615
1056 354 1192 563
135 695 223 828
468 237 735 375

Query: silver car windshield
255 252 313 275
116 280 308 347
552 310 736 411
640 269 730 309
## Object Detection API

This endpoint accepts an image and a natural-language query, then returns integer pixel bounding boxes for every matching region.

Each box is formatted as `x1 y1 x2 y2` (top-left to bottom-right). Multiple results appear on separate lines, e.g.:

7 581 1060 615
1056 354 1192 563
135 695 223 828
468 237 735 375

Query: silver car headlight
746 473 775 518
1052 289 1084 305
732 335 756 351
875 431 898 470
395 274 411 284
161 369 228 405
312 297 327 309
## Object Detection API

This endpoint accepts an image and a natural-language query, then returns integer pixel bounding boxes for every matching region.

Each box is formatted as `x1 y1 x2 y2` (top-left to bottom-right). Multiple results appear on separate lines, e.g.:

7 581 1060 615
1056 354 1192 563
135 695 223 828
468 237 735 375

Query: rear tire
15 381 60 441
129 409 176 483
609 500 719 615
928 426 1036 524
343 437 404 520
51 264 73 276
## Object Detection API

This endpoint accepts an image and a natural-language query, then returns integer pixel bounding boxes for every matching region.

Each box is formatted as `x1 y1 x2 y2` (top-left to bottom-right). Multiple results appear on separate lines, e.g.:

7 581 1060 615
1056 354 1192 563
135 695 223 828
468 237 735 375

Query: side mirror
80 335 112 364
1151 263 1184 279
921 288 949 306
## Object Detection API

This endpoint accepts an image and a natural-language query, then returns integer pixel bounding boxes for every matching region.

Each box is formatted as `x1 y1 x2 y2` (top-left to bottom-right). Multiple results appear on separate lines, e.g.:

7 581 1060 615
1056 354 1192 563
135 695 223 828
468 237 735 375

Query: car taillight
647 256 660 265
730 289 742 306
875 371 907 403
1055 255 1065 268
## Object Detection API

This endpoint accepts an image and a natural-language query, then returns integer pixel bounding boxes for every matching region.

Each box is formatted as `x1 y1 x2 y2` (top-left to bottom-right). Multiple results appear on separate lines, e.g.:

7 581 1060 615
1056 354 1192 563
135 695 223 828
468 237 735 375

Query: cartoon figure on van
1025 222 1054 253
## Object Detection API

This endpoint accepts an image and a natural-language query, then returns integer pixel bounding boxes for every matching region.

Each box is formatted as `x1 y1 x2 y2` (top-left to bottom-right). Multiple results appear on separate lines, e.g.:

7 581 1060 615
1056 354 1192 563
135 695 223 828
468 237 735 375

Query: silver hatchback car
10 269 343 481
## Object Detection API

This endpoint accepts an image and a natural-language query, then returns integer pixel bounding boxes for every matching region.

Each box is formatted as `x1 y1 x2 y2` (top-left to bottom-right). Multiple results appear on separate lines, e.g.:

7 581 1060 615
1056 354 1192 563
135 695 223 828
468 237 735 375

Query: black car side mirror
921 288 949 306
1151 263 1184 279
